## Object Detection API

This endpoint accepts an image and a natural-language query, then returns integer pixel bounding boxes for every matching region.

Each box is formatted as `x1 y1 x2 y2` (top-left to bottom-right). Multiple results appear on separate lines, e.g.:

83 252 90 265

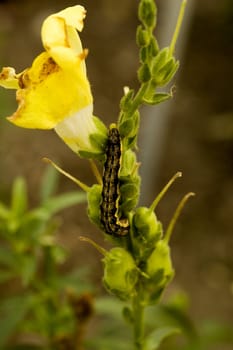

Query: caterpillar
100 125 130 236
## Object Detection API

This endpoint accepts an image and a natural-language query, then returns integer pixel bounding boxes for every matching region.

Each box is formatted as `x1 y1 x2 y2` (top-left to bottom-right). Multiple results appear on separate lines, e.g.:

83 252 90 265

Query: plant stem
164 192 195 243
43 245 57 345
132 290 146 350
128 83 148 117
169 0 187 56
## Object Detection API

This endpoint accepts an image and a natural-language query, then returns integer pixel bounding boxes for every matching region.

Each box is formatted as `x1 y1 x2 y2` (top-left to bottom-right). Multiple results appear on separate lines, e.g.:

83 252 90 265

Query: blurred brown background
0 0 232 334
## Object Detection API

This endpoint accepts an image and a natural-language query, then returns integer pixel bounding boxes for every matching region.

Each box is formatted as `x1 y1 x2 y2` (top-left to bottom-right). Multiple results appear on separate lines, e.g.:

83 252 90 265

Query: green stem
128 83 148 117
169 0 187 56
43 157 91 193
43 245 58 348
150 171 182 211
132 291 146 350
164 192 195 243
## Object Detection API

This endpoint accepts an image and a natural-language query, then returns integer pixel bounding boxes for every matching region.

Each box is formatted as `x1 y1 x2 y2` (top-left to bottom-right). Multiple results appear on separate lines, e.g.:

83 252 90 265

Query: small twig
43 158 91 192
164 192 195 243
150 172 182 211
89 159 102 185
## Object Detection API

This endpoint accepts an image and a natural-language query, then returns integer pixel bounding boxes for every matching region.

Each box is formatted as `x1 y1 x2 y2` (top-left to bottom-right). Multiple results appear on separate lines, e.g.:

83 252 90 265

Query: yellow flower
0 5 107 157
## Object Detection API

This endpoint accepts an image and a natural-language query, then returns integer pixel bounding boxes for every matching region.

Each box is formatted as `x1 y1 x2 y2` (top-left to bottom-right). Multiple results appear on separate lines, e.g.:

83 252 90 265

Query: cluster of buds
99 171 193 305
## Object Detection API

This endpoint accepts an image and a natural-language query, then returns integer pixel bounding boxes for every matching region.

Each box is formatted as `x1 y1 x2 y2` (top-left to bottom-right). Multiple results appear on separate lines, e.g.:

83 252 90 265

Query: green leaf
89 116 108 153
22 191 86 232
0 246 15 268
90 132 107 153
146 326 180 350
11 177 28 217
92 297 132 349
119 89 134 112
87 337 132 350
55 267 93 293
20 255 37 286
119 111 140 142
93 115 108 136
7 345 44 349
200 320 233 346
0 295 32 347
95 297 126 320
0 270 15 283
42 191 86 216
87 184 102 226
122 306 133 324
119 119 135 138
0 202 10 220
78 150 105 161
40 165 59 203
143 92 171 105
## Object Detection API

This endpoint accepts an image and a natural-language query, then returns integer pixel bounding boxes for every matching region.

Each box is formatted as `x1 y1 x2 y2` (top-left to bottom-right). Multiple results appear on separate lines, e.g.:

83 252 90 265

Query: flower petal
55 5 86 32
55 104 95 153
7 52 92 129
0 67 20 89
41 5 86 72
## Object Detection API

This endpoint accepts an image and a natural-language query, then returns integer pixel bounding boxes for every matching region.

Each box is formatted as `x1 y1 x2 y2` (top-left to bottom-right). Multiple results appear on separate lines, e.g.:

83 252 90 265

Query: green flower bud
119 89 134 112
118 110 139 147
148 37 159 57
137 63 151 83
140 240 174 305
87 184 102 226
118 118 134 139
103 247 138 300
119 174 140 216
151 48 169 75
120 149 137 177
154 58 179 87
120 183 138 199
138 0 157 29
151 48 179 87
139 46 148 63
139 38 160 64
133 207 162 244
146 240 174 286
120 193 139 217
136 25 150 47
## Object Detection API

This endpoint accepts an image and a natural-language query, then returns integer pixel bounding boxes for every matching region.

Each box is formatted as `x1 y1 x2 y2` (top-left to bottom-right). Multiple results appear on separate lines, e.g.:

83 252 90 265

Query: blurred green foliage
90 291 233 350
0 166 93 349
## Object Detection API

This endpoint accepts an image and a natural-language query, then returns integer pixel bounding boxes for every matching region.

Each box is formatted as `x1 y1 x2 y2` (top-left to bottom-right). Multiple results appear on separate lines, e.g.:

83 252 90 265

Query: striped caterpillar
100 125 130 236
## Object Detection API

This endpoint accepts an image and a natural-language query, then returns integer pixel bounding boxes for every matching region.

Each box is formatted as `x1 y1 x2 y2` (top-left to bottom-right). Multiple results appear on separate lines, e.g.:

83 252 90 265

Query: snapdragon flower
0 5 107 157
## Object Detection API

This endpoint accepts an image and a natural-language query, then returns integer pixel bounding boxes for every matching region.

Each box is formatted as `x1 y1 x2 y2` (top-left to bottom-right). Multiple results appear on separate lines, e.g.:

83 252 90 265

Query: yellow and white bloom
0 5 107 157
